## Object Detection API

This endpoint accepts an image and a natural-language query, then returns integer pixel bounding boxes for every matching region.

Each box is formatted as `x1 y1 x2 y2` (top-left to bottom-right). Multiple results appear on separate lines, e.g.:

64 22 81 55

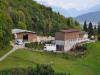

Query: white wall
83 34 88 39
44 44 56 51
37 36 55 42
55 40 65 45
55 39 78 46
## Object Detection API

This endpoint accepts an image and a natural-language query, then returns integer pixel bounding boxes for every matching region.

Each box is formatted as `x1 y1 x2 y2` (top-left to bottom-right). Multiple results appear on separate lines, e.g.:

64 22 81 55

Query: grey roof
12 29 36 34
80 31 88 35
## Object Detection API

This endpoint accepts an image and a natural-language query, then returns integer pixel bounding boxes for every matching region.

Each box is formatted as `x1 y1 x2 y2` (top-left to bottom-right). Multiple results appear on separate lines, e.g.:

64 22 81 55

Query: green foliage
0 0 80 50
25 42 44 50
0 12 13 50
0 46 12 57
98 22 100 35
98 35 100 41
93 26 98 36
0 42 100 75
0 65 67 75
83 21 88 32
17 21 27 29
88 22 93 38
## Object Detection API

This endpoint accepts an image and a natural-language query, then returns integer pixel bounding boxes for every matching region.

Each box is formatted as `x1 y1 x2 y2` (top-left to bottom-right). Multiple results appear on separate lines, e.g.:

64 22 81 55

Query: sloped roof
12 29 36 34
61 29 79 33
80 31 88 35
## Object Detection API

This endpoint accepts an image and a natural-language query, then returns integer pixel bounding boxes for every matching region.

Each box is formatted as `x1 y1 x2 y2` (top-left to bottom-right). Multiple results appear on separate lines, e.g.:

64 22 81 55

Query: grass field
0 42 100 75
0 46 12 57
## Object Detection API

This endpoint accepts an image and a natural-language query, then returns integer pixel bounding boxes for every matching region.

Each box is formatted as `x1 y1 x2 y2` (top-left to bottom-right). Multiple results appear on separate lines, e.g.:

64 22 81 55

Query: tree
0 13 13 50
93 25 98 36
88 22 93 38
83 21 88 32
0 0 81 51
0 65 67 75
98 35 100 41
17 21 27 29
98 22 100 35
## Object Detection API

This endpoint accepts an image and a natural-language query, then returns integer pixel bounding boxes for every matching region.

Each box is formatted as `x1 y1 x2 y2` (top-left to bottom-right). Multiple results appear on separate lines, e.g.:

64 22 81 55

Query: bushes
0 64 68 75
98 35 100 41
25 42 44 50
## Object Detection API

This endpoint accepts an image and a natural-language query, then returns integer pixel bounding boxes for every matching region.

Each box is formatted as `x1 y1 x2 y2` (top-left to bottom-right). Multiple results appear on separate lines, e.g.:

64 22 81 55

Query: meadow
0 42 100 75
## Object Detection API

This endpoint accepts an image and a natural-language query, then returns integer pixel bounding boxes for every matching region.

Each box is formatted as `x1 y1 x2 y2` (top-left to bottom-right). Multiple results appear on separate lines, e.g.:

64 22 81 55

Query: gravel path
0 47 17 61
0 44 24 62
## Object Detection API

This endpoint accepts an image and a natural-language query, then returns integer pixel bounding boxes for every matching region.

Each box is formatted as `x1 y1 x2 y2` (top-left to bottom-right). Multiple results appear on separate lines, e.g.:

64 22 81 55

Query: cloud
34 0 100 10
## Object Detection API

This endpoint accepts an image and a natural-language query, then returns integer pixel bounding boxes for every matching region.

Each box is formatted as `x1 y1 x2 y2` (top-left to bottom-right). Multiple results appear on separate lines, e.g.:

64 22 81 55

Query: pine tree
83 21 88 32
93 25 98 37
98 22 100 35
88 22 93 38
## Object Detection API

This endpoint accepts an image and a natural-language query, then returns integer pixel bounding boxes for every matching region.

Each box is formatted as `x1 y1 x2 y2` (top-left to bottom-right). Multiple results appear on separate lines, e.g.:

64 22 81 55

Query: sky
34 0 100 10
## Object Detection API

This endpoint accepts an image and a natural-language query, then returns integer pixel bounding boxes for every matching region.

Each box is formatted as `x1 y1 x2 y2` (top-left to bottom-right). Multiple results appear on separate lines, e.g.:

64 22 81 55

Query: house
55 29 89 52
12 29 37 43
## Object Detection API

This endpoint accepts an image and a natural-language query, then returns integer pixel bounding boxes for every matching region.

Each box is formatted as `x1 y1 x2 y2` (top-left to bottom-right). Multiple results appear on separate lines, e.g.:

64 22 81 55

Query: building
55 29 89 52
37 36 55 42
12 29 37 42
79 31 88 39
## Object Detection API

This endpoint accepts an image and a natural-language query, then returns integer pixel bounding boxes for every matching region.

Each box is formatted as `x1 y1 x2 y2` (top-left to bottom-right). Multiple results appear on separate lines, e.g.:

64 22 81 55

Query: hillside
0 42 100 75
76 11 100 24
0 0 80 50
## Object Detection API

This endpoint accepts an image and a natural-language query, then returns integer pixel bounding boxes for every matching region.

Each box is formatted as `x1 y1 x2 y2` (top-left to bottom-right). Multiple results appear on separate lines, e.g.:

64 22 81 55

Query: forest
0 0 80 50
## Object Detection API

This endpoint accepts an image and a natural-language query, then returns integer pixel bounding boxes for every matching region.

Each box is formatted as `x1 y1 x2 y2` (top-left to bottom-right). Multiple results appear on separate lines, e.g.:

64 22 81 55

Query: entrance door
56 45 64 51
23 34 28 42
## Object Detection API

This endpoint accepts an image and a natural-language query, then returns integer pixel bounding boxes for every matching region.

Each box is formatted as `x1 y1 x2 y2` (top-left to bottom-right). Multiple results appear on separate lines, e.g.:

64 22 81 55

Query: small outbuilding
12 29 37 42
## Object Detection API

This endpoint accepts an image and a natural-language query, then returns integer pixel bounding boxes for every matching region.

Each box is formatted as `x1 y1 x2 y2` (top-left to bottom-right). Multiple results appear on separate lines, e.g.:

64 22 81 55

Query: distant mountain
77 4 100 16
52 7 79 17
53 4 100 17
34 0 100 17
52 6 71 17
76 11 100 24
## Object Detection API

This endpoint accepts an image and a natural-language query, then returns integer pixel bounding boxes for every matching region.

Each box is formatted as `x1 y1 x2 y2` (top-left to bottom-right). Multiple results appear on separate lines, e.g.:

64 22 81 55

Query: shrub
98 35 100 41
0 65 68 75
25 42 44 50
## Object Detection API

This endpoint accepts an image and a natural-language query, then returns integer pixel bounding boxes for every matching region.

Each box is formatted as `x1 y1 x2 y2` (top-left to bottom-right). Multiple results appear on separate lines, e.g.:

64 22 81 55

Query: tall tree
88 22 93 38
98 22 100 35
83 21 88 32
93 25 97 36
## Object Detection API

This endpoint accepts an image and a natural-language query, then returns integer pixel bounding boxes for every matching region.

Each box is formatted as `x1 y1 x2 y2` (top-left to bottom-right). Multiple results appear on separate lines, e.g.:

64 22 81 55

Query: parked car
16 39 23 45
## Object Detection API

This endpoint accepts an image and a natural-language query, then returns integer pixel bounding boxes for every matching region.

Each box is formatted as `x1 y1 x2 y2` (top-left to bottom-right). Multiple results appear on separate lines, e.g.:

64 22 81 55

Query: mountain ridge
76 11 100 24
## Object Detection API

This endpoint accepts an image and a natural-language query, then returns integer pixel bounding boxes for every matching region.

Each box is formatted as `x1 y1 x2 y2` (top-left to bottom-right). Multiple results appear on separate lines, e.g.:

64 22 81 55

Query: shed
12 29 37 42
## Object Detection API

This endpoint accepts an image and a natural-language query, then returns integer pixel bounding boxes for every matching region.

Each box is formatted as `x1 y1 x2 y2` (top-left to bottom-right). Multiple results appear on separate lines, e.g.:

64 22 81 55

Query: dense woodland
0 0 80 50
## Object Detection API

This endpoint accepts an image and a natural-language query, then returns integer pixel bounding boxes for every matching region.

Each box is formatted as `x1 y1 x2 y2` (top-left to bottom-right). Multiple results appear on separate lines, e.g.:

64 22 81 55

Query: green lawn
0 42 100 75
0 46 12 57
